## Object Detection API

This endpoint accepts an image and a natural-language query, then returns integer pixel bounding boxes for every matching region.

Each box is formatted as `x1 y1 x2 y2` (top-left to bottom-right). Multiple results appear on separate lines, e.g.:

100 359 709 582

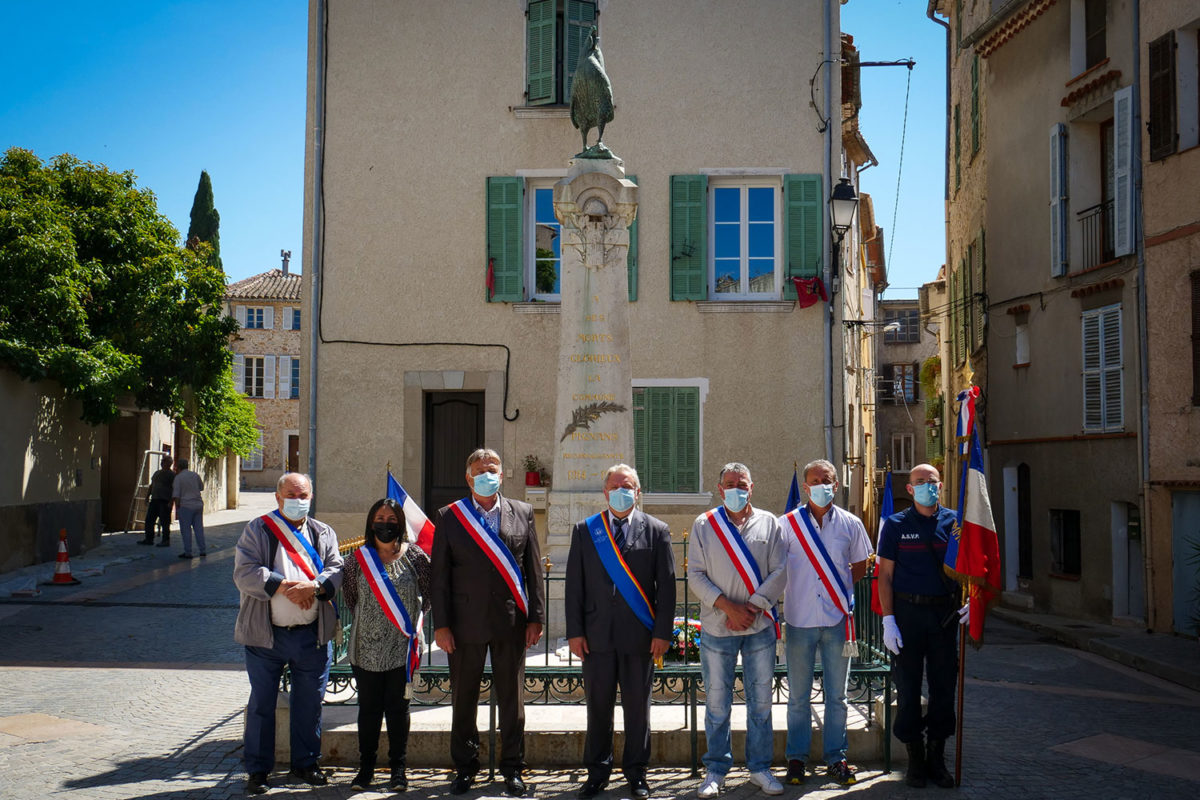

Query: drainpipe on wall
927 3 952 479
307 0 326 482
1131 0 1154 630
823 0 836 462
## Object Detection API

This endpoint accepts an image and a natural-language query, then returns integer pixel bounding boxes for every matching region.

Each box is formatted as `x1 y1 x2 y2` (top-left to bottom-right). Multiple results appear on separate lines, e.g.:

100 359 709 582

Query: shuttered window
1050 123 1069 276
784 173 823 294
1192 272 1200 405
973 230 986 351
487 177 523 302
526 0 596 106
953 104 961 192
633 386 700 493
670 175 708 300
1148 31 1177 162
244 430 265 471
970 55 981 154
1081 304 1123 432
1113 86 1134 257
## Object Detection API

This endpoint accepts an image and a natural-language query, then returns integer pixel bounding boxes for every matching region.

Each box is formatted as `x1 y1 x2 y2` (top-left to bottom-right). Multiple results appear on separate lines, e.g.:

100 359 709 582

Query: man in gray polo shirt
688 462 787 798
171 457 206 558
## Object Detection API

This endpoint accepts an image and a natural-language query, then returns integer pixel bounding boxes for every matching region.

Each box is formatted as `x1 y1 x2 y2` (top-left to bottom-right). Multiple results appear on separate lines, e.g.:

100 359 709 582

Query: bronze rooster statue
570 26 615 158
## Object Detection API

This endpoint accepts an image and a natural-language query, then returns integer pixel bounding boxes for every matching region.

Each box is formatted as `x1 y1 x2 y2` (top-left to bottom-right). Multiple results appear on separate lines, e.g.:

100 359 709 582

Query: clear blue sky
3 1 945 296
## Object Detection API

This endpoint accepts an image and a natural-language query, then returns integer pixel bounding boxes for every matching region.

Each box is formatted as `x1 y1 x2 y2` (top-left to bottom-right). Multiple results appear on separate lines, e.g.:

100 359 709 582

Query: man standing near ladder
138 455 174 547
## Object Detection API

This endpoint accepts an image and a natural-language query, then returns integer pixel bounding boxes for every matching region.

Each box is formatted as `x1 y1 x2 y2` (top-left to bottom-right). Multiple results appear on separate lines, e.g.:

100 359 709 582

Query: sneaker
697 772 724 798
826 760 857 786
747 771 783 796
785 760 806 785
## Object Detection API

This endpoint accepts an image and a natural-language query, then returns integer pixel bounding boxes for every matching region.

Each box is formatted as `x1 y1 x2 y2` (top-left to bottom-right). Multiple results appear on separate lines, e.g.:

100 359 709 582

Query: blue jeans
699 626 777 775
784 623 850 765
178 507 205 555
244 624 332 773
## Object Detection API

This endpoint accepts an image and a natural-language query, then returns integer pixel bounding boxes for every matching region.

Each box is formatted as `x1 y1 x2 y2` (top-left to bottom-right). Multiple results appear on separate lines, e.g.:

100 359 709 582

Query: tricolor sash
705 507 780 638
782 507 858 657
262 510 324 581
586 512 654 631
354 546 422 681
449 499 529 616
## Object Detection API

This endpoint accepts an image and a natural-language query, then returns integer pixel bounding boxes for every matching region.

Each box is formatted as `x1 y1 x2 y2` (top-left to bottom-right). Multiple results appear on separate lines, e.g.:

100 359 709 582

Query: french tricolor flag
946 389 1002 645
388 470 435 555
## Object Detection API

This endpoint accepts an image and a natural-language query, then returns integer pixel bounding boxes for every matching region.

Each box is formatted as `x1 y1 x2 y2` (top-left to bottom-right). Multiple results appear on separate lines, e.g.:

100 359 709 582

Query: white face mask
282 497 311 520
608 487 637 513
722 487 750 513
806 483 835 508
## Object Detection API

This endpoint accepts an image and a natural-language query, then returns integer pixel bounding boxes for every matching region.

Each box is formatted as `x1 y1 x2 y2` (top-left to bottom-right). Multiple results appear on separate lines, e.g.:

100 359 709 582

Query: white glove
882 615 903 655
958 602 970 626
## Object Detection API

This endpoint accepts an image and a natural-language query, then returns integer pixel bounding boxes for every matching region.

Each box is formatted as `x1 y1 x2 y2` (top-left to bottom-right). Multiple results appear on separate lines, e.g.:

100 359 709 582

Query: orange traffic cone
46 528 81 586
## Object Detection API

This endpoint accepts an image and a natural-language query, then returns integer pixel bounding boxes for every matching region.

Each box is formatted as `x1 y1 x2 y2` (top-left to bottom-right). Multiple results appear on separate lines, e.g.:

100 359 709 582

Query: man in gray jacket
234 472 343 795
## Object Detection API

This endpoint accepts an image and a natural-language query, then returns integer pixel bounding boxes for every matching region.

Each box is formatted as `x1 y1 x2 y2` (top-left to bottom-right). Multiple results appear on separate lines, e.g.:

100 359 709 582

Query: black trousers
448 636 526 776
144 498 171 541
351 664 410 769
892 599 959 743
582 649 653 783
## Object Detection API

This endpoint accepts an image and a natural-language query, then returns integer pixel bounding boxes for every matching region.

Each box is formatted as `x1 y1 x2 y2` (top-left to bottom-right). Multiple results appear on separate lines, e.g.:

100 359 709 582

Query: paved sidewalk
992 606 1200 692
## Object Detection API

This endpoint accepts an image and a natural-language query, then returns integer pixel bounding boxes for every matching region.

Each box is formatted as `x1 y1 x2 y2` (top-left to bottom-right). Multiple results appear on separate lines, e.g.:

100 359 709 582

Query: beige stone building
1141 1 1200 636
226 261 304 490
300 0 894 549
929 0 1197 630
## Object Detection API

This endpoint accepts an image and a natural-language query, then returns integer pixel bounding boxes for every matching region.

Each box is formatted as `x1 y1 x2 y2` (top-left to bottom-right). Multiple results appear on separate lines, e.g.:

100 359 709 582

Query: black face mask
372 522 402 543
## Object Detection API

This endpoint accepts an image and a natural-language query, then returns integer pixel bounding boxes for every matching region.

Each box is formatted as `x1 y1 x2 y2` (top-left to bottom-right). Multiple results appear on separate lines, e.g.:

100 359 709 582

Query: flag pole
955 583 967 786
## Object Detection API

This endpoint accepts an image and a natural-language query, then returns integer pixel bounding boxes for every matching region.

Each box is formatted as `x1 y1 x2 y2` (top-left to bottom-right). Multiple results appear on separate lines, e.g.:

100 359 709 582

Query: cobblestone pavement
1 498 1197 799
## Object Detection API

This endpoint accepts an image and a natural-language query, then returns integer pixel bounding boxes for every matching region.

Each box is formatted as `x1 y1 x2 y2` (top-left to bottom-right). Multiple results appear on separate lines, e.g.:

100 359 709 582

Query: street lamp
830 176 860 243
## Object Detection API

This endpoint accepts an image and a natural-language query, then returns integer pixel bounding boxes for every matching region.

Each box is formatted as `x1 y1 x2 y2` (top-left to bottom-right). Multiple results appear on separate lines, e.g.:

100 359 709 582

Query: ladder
124 449 168 534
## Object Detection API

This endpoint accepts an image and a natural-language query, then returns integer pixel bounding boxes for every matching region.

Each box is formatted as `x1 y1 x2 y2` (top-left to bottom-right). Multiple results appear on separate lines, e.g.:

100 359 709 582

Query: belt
895 592 954 606
273 621 317 630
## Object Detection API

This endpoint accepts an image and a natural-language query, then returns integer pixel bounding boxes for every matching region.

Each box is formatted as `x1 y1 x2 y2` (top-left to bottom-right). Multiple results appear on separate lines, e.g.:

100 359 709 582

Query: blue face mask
806 483 835 508
472 471 501 497
282 497 310 520
608 487 637 513
722 487 750 513
913 482 940 507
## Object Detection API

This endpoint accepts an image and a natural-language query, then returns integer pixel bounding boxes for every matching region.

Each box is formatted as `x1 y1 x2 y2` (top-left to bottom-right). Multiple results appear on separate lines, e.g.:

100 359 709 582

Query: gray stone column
545 158 638 582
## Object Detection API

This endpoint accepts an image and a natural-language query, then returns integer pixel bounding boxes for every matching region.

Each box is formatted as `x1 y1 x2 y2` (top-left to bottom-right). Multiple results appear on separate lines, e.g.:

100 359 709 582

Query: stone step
274 695 901 768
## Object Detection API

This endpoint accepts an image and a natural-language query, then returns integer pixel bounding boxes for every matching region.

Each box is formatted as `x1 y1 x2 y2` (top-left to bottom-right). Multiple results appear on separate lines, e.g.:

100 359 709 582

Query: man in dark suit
566 464 676 800
431 448 546 797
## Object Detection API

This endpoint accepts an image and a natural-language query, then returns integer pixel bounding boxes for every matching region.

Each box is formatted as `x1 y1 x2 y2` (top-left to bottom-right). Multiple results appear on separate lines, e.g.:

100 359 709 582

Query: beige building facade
1141 1 1200 636
301 0 880 544
934 0 1179 629
226 266 304 490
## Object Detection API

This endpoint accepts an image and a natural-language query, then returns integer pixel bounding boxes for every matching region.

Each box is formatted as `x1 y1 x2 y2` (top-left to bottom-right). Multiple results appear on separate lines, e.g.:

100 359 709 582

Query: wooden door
424 392 485 515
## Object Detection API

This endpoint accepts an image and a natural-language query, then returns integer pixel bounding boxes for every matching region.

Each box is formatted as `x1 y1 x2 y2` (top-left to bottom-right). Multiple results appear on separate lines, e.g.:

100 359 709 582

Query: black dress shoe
577 778 607 799
503 772 527 797
288 765 328 786
629 778 650 799
246 772 271 794
389 769 408 791
451 772 476 794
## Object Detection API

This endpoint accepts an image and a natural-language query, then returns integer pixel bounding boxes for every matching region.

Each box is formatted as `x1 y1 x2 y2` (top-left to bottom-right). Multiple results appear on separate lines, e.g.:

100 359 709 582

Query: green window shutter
953 104 961 192
974 229 986 351
784 173 823 297
486 177 523 302
633 387 648 481
970 55 980 154
563 1 597 103
645 387 674 492
670 174 707 300
527 0 556 106
627 174 638 301
950 268 962 365
671 387 700 492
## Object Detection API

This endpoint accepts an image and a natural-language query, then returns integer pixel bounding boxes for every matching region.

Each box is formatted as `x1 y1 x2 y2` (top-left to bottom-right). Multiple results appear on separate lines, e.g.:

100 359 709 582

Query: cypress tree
187 170 222 269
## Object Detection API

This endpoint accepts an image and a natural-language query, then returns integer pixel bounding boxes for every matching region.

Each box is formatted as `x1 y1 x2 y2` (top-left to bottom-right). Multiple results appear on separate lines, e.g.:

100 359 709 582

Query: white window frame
244 429 264 471
243 356 271 398
290 357 300 399
632 377 712 506
245 307 265 329
526 178 564 302
891 433 915 473
708 177 782 300
1082 303 1123 432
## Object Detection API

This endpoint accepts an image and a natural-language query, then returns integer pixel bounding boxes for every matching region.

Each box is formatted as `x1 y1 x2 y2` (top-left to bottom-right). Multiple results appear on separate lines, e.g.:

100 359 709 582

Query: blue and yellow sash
586 512 654 631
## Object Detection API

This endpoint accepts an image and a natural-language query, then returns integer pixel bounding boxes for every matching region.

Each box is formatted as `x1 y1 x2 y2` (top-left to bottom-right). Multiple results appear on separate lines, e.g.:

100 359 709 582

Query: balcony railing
1077 199 1114 271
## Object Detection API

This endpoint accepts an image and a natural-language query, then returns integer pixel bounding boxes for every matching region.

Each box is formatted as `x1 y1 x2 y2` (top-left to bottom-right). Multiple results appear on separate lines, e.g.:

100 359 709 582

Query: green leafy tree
187 169 221 269
0 148 256 456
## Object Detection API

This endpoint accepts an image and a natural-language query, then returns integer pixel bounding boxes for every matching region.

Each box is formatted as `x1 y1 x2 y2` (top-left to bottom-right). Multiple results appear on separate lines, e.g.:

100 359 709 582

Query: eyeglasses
911 478 939 485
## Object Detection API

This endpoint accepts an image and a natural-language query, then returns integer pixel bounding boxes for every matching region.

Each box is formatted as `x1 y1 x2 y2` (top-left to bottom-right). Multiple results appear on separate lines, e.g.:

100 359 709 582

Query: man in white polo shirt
779 459 872 786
